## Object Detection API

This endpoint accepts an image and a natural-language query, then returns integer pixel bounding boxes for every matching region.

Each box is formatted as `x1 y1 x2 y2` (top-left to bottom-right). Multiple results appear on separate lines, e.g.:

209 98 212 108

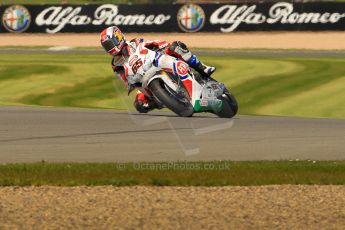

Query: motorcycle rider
100 26 216 113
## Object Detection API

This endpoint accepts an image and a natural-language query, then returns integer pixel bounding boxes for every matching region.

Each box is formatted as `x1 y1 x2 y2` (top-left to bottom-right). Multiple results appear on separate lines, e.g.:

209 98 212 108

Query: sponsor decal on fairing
174 61 189 80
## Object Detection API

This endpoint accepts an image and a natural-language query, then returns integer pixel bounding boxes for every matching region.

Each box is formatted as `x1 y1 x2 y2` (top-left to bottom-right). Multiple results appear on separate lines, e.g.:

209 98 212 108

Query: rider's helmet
100 26 126 56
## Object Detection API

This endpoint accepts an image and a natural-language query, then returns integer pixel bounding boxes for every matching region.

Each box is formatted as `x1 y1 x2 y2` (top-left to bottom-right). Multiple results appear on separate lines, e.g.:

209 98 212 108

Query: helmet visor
102 37 120 53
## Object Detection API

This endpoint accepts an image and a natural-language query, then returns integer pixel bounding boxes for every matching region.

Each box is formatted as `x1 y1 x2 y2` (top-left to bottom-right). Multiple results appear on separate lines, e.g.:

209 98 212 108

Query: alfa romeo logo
2 5 31 33
177 4 205 32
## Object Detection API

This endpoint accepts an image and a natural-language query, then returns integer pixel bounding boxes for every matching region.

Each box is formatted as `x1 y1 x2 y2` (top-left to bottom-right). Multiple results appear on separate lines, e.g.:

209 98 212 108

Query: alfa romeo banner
0 2 344 33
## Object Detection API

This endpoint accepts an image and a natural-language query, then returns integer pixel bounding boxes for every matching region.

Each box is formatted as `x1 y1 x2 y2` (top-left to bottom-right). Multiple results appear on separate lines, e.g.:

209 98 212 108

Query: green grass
0 53 344 118
1 161 345 186
0 53 137 110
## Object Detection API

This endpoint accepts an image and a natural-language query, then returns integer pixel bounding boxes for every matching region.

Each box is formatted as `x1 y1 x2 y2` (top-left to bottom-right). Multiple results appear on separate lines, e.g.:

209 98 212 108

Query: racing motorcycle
125 43 238 118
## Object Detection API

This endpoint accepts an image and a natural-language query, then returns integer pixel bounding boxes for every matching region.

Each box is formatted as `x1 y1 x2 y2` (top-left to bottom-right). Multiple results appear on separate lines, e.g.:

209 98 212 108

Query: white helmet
100 26 126 56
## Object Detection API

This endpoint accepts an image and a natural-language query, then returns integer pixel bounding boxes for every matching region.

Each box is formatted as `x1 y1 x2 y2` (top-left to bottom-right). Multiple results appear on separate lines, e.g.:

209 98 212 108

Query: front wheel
215 91 238 118
148 79 194 117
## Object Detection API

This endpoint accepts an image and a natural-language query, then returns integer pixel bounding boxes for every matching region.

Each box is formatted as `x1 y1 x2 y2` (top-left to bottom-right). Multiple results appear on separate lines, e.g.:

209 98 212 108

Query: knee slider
134 101 149 113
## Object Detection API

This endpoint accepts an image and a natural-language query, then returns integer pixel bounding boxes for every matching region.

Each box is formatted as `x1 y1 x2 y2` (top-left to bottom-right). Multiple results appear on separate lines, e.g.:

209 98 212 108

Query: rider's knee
134 92 153 113
170 41 188 52
169 41 192 61
134 100 149 113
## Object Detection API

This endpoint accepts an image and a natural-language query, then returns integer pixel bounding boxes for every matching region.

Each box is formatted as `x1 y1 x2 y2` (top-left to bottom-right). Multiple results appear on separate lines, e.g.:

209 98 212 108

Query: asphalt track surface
0 106 344 163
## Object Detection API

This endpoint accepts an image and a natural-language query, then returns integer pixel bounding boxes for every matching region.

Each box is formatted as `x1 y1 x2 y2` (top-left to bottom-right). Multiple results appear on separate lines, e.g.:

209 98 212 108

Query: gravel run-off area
1 185 345 229
1 32 345 49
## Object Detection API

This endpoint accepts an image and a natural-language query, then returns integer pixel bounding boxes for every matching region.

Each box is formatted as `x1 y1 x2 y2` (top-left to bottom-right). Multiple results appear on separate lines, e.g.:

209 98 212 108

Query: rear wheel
148 79 194 117
216 91 238 118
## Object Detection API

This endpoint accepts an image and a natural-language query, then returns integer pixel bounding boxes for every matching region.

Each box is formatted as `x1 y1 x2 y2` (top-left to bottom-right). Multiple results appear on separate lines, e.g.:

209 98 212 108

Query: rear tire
148 79 194 117
216 91 238 118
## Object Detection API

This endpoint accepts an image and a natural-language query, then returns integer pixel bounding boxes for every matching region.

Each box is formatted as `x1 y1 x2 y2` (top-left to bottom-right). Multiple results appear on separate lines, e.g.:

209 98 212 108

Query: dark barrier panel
0 2 344 33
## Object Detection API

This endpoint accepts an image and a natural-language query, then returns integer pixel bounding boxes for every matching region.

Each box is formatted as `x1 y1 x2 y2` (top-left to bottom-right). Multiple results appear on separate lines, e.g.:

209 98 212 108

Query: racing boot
187 54 216 80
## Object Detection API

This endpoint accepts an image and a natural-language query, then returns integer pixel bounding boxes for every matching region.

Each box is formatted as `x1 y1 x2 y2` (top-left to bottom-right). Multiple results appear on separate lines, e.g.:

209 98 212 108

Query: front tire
148 79 194 117
216 91 238 118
